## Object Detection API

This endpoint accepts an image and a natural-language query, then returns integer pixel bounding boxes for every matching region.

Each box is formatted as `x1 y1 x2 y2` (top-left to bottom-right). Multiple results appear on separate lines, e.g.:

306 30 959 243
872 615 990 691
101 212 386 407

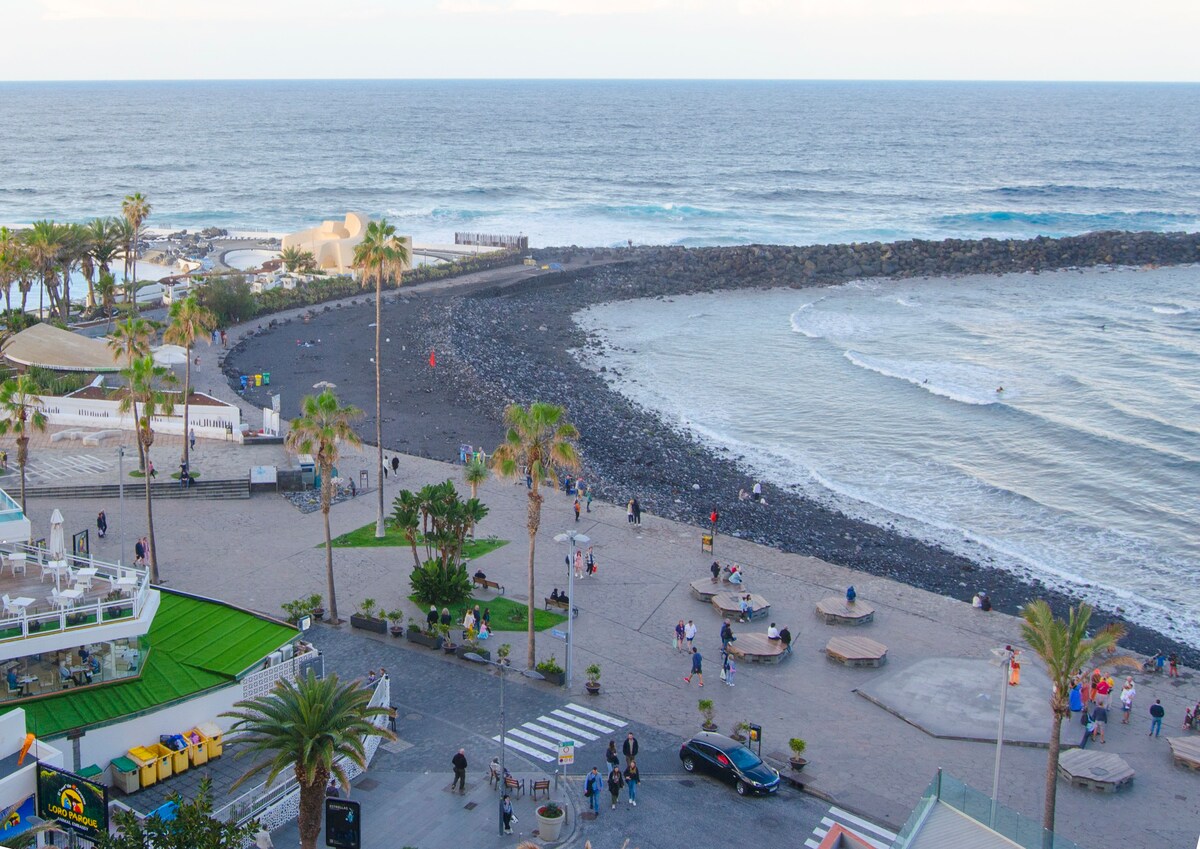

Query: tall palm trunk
144 451 159 583
297 777 325 849
1042 712 1064 841
322 475 339 624
525 482 543 670
374 269 385 538
181 346 192 468
16 435 28 517
130 230 139 314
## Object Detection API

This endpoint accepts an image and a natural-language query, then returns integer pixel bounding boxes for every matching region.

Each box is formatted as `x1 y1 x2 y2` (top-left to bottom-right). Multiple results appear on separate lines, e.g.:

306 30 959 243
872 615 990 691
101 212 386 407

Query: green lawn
407 594 565 633
328 523 507 559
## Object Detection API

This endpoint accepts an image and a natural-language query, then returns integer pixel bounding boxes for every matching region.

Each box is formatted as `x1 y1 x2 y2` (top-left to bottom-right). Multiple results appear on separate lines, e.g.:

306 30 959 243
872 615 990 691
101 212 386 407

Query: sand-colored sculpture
280 212 388 274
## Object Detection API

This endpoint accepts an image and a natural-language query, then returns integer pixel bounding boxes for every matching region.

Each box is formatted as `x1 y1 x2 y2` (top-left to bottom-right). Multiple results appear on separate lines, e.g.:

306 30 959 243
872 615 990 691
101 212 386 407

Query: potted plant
386 609 404 638
536 800 565 841
350 598 387 634
535 655 566 687
585 663 601 695
698 698 717 731
406 618 442 649
103 589 132 619
788 738 808 771
731 720 750 742
439 623 458 653
496 643 512 667
308 593 325 620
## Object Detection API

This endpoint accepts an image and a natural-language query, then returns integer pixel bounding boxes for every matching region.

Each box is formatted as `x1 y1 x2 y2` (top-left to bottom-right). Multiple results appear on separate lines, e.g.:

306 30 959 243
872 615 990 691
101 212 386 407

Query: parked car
678 732 781 796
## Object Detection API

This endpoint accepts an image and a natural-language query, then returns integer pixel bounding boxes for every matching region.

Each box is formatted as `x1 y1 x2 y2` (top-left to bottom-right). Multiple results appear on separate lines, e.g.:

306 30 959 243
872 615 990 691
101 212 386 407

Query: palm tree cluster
391 480 488 607
0 193 147 325
279 246 317 273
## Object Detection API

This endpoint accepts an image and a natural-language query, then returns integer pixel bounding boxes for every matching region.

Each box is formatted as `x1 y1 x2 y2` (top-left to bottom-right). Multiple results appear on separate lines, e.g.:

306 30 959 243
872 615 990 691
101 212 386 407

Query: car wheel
682 756 696 773
736 780 748 796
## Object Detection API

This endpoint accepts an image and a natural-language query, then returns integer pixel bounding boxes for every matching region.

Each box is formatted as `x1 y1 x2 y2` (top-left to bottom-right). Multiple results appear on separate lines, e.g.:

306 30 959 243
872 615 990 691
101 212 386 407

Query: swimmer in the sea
996 387 1004 393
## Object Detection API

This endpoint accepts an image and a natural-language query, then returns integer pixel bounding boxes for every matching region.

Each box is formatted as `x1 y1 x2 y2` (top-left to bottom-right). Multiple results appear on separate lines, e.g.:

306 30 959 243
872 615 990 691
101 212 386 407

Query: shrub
698 699 715 726
585 663 601 682
535 656 564 676
788 738 807 756
409 559 473 608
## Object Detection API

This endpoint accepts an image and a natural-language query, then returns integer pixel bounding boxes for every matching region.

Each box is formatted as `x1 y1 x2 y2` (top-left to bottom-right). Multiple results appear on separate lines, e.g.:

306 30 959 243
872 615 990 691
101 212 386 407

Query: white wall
0 709 64 816
35 393 242 441
52 684 239 774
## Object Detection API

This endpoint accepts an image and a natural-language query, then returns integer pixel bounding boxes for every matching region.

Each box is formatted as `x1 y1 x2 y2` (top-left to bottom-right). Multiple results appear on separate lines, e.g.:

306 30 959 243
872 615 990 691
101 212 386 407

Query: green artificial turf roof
5 590 297 739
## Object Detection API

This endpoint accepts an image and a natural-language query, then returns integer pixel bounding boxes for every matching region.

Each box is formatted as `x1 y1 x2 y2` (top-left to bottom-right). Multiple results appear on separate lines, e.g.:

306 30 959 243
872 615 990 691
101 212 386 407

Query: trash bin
263 371 270 385
254 373 262 387
149 743 174 780
111 756 140 794
78 764 102 782
239 375 249 390
701 534 713 553
197 721 224 759
163 735 189 773
185 728 208 766
127 746 159 788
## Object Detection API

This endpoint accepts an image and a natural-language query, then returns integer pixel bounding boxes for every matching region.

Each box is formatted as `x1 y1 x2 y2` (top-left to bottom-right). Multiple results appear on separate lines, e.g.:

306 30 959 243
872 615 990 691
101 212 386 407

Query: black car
678 732 781 796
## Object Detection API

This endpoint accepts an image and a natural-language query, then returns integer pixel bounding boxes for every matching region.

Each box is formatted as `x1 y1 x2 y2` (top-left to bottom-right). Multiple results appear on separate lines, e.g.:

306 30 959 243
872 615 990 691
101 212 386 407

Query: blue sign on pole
551 629 567 641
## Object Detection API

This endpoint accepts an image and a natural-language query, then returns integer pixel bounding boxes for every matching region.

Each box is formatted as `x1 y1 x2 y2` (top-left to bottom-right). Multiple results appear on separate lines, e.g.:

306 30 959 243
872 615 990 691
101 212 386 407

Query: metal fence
455 232 528 251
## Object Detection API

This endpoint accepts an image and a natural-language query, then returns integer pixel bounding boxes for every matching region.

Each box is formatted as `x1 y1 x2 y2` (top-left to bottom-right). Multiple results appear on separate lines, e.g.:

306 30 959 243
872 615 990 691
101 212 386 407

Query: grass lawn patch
328 523 507 559
169 472 201 481
407 594 565 632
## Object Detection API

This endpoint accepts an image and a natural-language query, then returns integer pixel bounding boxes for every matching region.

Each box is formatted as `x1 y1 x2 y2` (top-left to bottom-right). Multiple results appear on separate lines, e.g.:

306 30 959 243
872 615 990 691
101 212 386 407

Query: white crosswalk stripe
491 703 631 765
806 806 897 849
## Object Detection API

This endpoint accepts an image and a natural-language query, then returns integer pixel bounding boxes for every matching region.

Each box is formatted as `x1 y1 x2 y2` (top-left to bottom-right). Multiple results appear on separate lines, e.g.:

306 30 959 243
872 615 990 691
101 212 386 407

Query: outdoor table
59 588 84 605
9 597 34 617
18 675 37 695
46 560 69 590
74 567 98 590
6 552 26 576
70 666 89 686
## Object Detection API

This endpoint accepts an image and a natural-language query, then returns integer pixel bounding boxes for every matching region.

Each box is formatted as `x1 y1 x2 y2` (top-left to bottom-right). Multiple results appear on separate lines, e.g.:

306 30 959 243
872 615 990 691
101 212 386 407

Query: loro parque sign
36 763 108 839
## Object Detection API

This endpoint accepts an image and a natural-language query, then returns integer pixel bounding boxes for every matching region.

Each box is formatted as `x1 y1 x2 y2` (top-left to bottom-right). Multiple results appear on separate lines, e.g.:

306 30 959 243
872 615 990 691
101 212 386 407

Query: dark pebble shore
228 231 1200 666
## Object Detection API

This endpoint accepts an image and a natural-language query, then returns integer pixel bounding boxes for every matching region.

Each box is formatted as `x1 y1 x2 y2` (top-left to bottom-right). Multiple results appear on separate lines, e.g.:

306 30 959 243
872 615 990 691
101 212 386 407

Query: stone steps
24 478 250 501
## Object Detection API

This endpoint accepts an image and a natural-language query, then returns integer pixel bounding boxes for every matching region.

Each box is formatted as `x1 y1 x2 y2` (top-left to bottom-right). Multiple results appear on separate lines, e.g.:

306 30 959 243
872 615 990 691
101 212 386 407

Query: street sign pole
566 539 575 689
558 741 575 807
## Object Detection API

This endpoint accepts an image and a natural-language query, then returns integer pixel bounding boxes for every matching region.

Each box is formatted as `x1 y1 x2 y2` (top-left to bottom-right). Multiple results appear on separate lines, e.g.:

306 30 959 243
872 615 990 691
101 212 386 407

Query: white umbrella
313 380 337 390
49 509 65 560
152 344 189 366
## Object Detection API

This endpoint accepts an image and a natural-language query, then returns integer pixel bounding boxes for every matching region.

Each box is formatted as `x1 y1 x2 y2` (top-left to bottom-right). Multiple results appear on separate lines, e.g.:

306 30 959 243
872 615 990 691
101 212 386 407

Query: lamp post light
464 652 544 835
117 445 126 566
989 645 1019 828
553 531 587 688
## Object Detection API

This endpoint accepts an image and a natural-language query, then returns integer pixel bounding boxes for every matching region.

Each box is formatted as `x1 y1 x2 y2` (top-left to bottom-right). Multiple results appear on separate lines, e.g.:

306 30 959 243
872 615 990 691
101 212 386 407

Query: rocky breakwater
438 231 1200 664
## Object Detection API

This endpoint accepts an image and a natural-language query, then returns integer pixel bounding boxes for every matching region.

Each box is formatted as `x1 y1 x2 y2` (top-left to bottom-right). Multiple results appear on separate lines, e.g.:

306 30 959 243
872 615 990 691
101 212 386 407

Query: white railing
34 392 242 441
216 676 391 838
239 646 323 701
0 544 150 644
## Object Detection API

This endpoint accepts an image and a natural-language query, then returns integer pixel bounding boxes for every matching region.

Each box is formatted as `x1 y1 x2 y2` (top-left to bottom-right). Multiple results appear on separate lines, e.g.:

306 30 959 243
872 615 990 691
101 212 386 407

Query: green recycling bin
263 372 270 385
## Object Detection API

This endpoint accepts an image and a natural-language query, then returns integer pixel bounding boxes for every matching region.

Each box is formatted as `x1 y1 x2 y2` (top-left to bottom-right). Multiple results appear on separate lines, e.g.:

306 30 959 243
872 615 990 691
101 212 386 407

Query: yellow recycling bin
185 728 208 766
149 743 174 781
127 746 159 788
167 742 189 774
197 721 223 759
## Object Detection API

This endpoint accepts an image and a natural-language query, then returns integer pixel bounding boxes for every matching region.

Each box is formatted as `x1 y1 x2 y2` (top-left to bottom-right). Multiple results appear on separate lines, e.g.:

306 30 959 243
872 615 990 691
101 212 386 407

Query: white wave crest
844 351 1008 405
1151 304 1189 315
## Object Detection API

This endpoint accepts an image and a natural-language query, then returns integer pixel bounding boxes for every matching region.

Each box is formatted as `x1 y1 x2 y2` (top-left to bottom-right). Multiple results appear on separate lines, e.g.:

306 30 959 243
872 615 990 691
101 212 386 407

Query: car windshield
727 746 761 770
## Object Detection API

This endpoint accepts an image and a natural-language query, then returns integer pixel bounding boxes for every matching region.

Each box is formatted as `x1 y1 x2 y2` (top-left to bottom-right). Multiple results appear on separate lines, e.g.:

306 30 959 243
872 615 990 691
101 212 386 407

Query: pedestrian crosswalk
805 806 897 849
493 702 628 763
23 454 112 484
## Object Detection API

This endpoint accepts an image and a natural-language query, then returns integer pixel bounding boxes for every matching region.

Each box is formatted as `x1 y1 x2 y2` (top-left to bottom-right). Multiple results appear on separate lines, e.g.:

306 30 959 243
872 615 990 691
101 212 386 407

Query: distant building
281 212 412 275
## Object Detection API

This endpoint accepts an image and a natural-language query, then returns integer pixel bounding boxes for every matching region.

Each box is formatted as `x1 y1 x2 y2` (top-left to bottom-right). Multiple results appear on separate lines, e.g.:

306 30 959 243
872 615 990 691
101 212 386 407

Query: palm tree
223 671 393 849
119 355 176 583
463 456 489 538
55 222 88 319
96 271 118 324
352 218 410 540
1019 600 1124 837
23 220 63 319
0 375 47 518
490 402 579 670
286 390 363 625
164 295 217 470
121 193 151 313
87 217 122 311
280 246 317 273
113 217 135 307
0 227 21 322
107 317 154 470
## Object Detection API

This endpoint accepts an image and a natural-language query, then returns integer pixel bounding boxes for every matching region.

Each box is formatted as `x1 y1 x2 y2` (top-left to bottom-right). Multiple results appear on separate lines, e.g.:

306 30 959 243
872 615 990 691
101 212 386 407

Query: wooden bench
473 576 505 594
689 579 719 602
825 635 888 668
1167 737 1200 771
1056 749 1134 792
711 592 769 622
503 774 525 797
531 779 551 800
727 633 788 664
816 597 875 626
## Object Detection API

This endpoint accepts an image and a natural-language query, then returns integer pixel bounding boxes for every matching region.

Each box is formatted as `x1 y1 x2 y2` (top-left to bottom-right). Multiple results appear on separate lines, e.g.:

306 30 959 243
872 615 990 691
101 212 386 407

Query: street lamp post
117 446 126 566
990 645 1018 828
464 652 544 835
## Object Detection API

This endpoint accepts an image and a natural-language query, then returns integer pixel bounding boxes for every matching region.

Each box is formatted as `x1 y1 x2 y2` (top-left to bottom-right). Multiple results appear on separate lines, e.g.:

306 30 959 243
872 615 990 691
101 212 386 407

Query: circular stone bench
728 633 788 664
711 592 769 622
825 635 888 667
1057 749 1134 792
816 597 875 626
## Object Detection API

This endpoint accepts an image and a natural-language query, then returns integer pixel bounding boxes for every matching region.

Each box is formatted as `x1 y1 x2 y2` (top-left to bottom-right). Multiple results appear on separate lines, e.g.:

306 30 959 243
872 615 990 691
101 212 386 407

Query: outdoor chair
48 588 74 611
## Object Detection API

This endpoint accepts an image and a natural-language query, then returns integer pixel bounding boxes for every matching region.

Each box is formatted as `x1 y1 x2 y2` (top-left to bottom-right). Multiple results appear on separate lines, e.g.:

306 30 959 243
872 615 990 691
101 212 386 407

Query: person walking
148 460 157 478
573 497 581 523
501 795 514 834
1169 652 1179 677
134 537 145 562
624 759 640 806
451 748 468 794
1120 678 1136 723
391 455 399 476
585 546 596 576
574 549 584 580
586 490 592 513
684 619 697 649
684 647 703 686
674 620 686 653
723 651 736 687
605 740 620 772
1093 702 1108 743
584 766 603 815
325 778 341 798
1080 706 1095 749
720 619 735 652
632 497 642 525
96 511 107 539
779 625 793 655
1149 699 1165 737
189 428 196 452
626 499 634 524
607 764 625 809
622 732 639 766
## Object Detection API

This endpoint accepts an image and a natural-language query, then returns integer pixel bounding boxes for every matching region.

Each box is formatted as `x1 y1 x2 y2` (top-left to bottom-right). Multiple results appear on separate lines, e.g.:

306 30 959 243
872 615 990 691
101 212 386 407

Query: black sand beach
227 236 1200 666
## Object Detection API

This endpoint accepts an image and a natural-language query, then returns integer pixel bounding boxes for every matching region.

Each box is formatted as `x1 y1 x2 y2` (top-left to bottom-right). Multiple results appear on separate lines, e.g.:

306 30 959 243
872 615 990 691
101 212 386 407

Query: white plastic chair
48 588 74 611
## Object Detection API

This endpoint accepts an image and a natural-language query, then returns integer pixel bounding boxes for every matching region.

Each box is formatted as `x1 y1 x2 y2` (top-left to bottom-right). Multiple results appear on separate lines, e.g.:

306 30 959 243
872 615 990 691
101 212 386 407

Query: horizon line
2 77 1198 85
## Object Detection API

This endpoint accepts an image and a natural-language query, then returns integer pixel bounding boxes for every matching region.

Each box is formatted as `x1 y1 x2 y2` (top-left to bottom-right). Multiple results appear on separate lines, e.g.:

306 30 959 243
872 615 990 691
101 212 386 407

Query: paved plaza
7 307 1199 849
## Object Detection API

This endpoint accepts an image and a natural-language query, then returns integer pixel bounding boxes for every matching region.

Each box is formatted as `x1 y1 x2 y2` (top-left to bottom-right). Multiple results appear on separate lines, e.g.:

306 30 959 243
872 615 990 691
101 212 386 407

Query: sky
2 0 1198 82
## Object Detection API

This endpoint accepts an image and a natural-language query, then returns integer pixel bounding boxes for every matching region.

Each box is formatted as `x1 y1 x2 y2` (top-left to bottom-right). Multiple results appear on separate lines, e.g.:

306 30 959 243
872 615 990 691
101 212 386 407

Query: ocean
576 265 1200 647
1 80 1198 246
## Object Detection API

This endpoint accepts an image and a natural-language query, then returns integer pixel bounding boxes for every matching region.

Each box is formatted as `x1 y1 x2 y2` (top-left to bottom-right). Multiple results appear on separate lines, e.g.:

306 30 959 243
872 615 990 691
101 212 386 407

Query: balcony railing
0 543 151 646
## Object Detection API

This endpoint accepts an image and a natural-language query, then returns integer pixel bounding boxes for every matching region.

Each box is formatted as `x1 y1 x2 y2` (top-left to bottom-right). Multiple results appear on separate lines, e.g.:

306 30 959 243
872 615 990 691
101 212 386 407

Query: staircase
25 478 250 501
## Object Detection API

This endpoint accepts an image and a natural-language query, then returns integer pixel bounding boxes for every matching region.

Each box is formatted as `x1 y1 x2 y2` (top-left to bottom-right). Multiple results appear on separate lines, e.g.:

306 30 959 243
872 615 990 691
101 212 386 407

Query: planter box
406 630 442 649
539 670 566 687
456 645 491 661
350 614 388 634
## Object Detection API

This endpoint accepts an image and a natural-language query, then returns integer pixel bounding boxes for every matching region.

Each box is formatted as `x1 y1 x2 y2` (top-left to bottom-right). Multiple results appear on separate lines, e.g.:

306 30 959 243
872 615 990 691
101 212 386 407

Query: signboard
550 629 567 641
325 798 361 849
0 794 35 840
72 529 89 559
558 741 575 765
249 465 278 485
36 763 108 840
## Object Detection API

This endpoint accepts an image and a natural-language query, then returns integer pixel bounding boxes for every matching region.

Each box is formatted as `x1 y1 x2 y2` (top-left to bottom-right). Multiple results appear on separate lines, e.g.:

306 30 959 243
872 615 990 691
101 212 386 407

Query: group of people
571 546 597 579
1070 669 1169 744
381 454 401 479
423 604 491 638
737 481 767 505
708 560 745 585
549 588 570 605
625 498 642 526
583 733 642 813
133 535 151 566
